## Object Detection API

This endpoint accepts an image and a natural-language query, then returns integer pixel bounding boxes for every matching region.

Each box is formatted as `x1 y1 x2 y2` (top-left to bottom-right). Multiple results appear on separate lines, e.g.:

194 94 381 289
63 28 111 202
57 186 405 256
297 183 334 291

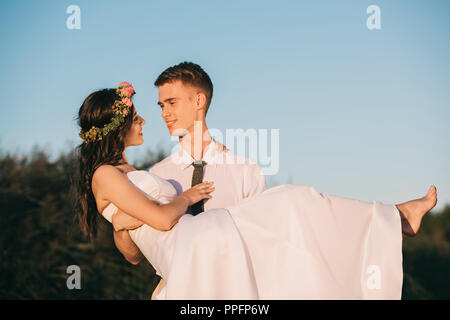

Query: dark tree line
0 147 449 299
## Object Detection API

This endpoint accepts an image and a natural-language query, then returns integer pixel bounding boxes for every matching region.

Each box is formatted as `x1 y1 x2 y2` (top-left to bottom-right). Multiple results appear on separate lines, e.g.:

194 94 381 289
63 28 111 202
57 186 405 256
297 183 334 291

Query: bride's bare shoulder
91 165 129 210
90 165 120 213
92 165 125 187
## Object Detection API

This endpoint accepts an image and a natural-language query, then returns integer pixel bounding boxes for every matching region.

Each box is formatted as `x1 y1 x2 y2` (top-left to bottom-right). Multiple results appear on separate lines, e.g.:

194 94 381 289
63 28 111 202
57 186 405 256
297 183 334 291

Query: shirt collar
171 139 220 170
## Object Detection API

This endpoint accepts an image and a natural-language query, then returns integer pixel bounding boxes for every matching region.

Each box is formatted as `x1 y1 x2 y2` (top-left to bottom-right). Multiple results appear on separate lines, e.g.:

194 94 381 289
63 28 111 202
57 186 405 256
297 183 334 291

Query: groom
113 62 267 299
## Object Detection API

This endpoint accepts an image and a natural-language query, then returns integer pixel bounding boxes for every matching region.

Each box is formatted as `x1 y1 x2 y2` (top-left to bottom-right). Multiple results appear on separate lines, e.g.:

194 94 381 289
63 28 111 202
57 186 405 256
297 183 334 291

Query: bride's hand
111 202 158 231
180 181 215 206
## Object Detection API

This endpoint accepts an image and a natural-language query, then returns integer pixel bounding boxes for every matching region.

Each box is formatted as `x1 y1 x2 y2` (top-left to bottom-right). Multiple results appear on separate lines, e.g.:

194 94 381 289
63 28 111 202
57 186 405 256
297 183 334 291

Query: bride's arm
111 201 160 232
92 165 214 231
113 229 144 265
112 209 145 231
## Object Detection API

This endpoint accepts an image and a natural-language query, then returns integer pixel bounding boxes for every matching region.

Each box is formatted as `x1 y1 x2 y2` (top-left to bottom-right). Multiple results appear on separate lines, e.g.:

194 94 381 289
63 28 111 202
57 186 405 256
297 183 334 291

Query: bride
74 82 437 300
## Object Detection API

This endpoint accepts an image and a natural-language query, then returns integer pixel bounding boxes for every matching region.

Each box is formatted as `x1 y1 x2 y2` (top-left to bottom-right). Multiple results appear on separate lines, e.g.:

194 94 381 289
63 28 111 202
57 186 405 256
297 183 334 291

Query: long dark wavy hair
74 88 135 239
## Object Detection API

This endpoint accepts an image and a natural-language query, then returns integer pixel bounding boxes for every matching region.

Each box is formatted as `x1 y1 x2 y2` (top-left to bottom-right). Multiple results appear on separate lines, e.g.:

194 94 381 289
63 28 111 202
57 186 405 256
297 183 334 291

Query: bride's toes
428 185 436 196
425 185 438 207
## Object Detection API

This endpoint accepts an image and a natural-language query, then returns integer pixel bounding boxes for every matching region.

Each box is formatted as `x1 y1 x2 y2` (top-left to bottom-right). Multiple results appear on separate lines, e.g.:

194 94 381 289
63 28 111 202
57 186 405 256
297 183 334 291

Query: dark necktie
190 160 207 216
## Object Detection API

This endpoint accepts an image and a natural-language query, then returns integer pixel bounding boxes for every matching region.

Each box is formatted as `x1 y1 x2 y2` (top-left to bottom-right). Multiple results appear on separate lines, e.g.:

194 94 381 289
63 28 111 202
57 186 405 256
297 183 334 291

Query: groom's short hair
154 62 213 114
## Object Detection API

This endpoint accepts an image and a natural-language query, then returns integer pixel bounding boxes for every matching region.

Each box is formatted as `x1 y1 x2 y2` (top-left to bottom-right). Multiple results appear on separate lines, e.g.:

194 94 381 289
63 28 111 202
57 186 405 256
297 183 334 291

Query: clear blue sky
1 0 449 210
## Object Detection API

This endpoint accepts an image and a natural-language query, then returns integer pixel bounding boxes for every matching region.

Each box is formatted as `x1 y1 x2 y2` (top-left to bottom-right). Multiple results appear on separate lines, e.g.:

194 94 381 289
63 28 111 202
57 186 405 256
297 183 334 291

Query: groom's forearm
113 230 144 265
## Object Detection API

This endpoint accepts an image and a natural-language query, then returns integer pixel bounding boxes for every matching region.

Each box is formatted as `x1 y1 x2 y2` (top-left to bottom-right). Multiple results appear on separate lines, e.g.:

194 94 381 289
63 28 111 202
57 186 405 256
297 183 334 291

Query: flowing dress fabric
101 171 403 300
225 184 403 299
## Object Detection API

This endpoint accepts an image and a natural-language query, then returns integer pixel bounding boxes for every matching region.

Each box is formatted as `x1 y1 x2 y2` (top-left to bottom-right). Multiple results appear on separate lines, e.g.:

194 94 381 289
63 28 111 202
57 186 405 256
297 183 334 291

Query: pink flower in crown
118 81 132 88
122 97 133 107
127 85 135 96
121 85 135 97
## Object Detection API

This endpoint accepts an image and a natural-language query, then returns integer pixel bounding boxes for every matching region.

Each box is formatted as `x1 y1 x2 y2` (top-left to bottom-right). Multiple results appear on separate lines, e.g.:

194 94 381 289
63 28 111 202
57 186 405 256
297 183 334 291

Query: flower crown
79 82 136 144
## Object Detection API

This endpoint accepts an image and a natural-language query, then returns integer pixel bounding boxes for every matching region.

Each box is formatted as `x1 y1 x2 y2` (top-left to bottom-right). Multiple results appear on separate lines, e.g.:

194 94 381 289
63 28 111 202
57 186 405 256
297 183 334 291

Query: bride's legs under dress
226 184 437 299
157 184 437 300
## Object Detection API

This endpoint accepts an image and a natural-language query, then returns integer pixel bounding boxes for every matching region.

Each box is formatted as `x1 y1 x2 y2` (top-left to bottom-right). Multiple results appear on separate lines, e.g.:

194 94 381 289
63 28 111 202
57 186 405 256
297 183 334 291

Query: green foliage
0 147 448 299
402 204 450 299
0 147 165 299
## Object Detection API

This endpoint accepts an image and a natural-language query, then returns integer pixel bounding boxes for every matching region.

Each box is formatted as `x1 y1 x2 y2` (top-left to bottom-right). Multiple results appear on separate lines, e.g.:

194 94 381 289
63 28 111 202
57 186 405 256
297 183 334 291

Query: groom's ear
195 92 207 112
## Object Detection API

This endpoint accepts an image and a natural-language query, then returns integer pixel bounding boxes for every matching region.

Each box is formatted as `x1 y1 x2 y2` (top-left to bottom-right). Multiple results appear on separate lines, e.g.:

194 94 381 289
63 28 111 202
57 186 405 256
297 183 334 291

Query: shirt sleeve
244 163 267 199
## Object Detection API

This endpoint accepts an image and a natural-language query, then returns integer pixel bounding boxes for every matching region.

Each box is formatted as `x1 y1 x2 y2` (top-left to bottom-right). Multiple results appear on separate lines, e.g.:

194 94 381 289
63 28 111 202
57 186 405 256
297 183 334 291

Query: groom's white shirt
147 139 265 299
148 139 267 212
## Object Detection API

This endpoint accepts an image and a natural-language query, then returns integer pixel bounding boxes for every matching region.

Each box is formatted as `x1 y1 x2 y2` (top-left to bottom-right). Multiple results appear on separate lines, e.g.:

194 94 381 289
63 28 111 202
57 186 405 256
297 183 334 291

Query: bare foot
396 185 437 237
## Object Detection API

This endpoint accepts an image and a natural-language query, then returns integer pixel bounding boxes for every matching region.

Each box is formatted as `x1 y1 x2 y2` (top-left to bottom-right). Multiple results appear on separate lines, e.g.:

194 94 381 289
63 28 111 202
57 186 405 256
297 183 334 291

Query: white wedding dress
102 170 403 300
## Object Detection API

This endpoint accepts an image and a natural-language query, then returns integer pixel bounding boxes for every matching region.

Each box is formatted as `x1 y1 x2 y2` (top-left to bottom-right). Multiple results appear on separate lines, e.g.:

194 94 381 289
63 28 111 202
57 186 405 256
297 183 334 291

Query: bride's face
124 109 146 147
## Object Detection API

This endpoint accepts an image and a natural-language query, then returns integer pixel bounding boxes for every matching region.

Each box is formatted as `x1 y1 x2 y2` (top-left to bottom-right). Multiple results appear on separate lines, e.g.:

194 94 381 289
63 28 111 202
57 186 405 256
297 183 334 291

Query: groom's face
157 80 200 136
